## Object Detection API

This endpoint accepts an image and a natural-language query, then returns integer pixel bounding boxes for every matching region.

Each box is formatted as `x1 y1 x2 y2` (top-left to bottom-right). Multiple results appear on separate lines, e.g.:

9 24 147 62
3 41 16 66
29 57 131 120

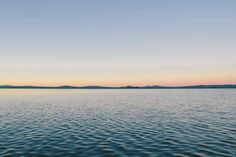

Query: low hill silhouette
0 84 236 89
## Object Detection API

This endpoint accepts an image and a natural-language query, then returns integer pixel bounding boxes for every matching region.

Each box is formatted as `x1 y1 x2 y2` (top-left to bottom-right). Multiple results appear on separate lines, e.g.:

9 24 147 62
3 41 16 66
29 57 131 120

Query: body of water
0 89 236 157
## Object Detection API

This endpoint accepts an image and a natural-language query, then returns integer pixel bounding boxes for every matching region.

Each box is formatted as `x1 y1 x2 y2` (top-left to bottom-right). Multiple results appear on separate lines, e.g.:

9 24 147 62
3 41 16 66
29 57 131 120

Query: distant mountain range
0 84 236 89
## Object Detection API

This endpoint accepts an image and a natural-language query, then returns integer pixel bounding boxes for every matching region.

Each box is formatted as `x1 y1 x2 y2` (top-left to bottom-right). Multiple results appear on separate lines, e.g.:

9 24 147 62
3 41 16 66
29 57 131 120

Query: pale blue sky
0 0 235 86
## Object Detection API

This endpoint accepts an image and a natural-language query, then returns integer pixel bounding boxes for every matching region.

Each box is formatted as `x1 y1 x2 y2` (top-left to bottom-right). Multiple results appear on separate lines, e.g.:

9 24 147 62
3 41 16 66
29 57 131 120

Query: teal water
0 89 236 157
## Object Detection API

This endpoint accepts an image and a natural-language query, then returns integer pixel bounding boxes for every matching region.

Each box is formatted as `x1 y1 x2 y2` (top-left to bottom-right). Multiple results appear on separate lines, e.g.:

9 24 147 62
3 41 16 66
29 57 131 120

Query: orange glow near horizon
1 74 235 87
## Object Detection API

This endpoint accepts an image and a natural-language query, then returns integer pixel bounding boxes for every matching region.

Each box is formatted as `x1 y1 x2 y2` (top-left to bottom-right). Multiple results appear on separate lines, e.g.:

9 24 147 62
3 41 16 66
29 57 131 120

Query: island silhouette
0 84 235 89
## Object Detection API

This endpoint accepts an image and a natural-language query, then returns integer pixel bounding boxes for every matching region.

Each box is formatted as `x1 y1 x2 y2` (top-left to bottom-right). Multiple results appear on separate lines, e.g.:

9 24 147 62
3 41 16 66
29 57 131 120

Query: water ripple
0 89 236 156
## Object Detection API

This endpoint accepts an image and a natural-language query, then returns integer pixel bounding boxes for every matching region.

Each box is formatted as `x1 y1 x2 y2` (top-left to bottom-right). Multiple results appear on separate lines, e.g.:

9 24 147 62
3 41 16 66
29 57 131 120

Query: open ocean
0 89 236 157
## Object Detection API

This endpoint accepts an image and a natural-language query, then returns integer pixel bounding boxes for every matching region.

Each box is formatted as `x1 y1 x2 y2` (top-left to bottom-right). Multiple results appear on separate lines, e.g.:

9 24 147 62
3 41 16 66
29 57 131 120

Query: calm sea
0 89 236 157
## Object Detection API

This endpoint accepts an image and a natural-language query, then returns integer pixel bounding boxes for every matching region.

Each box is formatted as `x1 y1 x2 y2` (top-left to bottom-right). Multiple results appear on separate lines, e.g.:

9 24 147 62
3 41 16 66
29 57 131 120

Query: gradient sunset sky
0 0 235 86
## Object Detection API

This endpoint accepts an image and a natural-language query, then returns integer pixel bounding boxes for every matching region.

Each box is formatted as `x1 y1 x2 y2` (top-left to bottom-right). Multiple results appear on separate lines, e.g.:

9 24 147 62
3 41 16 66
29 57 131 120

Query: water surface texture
0 89 236 157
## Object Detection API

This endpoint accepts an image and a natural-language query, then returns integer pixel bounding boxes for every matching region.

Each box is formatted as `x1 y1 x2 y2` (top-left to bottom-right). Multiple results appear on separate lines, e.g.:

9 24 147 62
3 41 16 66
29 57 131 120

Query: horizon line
0 84 236 89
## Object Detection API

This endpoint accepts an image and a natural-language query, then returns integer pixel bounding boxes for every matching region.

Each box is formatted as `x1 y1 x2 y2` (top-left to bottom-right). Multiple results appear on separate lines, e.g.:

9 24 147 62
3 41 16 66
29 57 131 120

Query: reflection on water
0 89 236 156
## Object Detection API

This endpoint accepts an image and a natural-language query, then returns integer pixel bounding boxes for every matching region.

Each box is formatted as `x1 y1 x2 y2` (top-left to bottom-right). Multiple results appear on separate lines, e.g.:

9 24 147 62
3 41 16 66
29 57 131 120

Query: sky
0 0 235 86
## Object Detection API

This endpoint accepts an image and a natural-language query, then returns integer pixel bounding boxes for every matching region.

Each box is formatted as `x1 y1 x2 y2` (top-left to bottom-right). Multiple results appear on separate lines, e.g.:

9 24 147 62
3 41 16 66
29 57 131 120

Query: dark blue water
0 89 236 157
